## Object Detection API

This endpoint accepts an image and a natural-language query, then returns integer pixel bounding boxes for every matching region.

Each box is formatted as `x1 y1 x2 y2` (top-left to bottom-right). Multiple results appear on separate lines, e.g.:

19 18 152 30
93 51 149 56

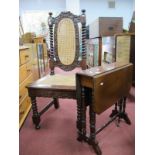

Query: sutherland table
76 62 133 155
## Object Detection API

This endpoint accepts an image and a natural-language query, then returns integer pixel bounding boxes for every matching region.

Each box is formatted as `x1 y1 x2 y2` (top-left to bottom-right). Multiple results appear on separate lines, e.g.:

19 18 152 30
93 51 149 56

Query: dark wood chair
27 10 87 129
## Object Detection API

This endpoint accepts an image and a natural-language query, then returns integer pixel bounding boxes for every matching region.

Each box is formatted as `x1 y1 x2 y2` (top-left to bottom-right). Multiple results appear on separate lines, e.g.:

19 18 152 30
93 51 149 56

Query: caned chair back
48 10 87 74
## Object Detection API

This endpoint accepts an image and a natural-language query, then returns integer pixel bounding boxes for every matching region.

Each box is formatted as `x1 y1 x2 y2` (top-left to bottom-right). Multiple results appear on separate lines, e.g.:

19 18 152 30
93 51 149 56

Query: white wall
80 0 135 29
19 0 66 16
66 0 80 14
20 0 135 29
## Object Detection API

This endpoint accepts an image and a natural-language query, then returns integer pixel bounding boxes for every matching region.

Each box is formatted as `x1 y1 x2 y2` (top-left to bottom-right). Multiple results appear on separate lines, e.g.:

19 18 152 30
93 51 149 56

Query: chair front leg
31 96 41 129
53 97 59 109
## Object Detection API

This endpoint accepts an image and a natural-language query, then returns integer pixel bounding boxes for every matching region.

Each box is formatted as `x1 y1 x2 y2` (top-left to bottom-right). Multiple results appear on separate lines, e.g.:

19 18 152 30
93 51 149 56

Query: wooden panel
32 58 39 80
43 43 48 69
24 43 39 81
43 43 48 57
89 17 123 38
19 74 33 103
33 36 44 43
26 62 33 77
116 35 131 63
19 45 34 129
20 49 31 65
80 76 93 88
19 54 21 66
19 64 27 84
115 34 135 84
30 43 39 80
21 33 35 43
99 17 123 36
93 65 133 114
19 96 31 128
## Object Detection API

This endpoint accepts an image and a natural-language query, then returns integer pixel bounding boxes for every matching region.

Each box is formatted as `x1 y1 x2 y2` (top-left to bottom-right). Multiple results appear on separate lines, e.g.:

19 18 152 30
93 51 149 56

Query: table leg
53 97 59 109
81 87 87 140
89 91 102 155
76 77 83 141
121 97 131 125
115 98 124 126
77 95 83 141
109 102 118 118
31 96 41 129
117 97 131 125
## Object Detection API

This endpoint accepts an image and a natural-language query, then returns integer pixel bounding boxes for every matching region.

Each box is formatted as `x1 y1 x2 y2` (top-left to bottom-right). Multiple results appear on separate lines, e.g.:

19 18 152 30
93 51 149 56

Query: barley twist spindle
81 9 86 60
48 12 54 61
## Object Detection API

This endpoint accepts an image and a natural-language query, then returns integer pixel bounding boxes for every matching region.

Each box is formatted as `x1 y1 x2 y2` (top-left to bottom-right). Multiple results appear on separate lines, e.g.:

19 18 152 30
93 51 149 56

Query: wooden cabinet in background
19 43 49 129
89 17 123 38
25 43 49 80
33 36 45 43
87 17 123 66
19 46 33 129
24 43 39 80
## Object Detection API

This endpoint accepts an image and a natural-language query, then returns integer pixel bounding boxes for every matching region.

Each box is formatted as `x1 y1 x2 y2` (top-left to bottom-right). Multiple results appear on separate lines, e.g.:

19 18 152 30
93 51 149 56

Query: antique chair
27 10 87 129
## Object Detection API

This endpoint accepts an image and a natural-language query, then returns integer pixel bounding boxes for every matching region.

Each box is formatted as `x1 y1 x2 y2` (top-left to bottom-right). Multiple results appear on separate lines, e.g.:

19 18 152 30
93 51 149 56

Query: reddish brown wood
89 17 123 38
98 37 102 66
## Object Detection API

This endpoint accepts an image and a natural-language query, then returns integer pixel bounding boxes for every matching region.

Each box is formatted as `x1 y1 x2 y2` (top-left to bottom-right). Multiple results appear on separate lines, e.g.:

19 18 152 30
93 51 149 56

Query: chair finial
49 12 53 16
48 12 53 26
81 9 86 15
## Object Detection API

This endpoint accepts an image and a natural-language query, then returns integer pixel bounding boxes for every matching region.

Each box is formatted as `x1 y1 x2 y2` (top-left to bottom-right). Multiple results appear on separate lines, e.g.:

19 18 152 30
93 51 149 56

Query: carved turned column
48 12 55 75
76 77 83 141
81 87 86 138
81 9 87 70
31 96 40 129
89 89 96 143
89 102 96 143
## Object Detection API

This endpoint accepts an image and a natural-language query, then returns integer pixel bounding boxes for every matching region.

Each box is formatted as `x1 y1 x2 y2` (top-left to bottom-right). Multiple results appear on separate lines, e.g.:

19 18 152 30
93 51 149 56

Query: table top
77 62 132 77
